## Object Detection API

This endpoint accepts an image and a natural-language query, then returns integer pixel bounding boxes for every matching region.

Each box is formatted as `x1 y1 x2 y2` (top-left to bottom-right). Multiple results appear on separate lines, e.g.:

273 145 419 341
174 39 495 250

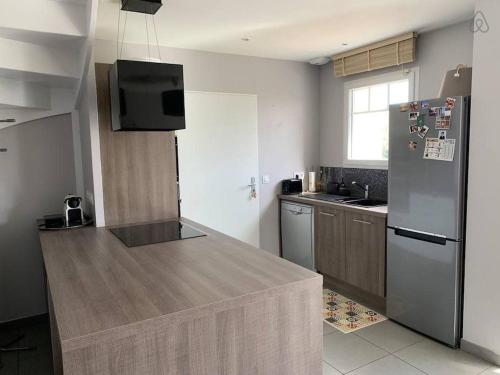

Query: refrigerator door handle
393 227 447 245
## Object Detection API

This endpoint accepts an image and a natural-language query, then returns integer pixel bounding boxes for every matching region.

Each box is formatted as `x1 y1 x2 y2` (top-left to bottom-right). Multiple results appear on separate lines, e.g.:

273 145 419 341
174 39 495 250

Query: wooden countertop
278 194 388 218
39 218 321 346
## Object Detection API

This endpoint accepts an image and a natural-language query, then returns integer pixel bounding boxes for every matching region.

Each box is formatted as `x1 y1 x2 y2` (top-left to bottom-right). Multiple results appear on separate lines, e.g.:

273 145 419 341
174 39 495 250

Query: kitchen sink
344 199 387 207
299 193 359 203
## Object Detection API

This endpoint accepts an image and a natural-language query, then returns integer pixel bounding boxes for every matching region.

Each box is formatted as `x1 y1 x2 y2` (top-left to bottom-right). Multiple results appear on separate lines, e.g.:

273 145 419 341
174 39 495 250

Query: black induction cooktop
110 220 206 248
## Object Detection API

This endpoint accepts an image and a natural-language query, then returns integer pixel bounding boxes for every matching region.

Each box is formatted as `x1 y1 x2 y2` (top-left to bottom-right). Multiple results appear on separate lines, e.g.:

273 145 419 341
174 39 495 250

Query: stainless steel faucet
352 181 369 199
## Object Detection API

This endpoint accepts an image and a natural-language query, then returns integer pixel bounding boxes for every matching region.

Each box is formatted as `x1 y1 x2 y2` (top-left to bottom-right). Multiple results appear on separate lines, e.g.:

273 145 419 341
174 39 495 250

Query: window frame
343 68 419 169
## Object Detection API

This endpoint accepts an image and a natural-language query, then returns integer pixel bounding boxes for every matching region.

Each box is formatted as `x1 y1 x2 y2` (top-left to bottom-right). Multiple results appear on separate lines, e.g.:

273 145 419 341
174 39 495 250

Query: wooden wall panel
95 63 179 226
61 282 322 375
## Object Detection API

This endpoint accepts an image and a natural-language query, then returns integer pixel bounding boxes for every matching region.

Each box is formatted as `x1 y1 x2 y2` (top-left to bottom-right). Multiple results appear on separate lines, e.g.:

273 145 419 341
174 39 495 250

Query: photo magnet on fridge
439 130 447 140
421 101 430 109
446 97 456 109
409 112 419 121
410 102 419 111
418 125 429 139
408 141 418 150
436 115 451 129
429 107 439 116
409 125 418 134
417 115 425 127
400 103 410 112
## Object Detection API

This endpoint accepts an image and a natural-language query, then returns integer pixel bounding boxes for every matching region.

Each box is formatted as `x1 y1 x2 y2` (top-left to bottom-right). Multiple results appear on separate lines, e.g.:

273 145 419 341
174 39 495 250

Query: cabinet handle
285 209 303 215
352 219 372 225
320 212 336 217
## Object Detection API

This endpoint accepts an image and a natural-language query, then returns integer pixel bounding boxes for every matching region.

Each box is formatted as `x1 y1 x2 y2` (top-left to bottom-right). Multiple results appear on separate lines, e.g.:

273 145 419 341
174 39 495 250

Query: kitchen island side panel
59 278 322 375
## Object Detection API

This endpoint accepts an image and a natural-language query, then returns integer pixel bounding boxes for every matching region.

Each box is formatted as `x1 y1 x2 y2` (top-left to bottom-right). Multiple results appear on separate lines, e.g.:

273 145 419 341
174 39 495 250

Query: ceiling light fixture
0 119 16 123
309 57 330 66
342 43 348 46
241 38 251 42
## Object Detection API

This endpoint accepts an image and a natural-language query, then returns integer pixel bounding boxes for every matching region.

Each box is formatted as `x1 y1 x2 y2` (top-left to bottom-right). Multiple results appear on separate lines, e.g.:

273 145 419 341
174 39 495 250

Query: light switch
262 175 270 184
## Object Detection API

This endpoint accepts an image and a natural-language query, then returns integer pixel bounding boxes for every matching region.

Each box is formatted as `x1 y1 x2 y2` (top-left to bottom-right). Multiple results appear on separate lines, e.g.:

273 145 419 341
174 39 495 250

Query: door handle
394 227 447 245
248 177 257 199
320 212 336 217
352 219 372 225
286 209 303 215
247 176 257 188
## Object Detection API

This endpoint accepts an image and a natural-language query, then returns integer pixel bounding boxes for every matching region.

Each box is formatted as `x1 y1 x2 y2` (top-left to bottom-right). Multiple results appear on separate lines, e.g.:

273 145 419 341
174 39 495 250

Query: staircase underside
0 0 94 129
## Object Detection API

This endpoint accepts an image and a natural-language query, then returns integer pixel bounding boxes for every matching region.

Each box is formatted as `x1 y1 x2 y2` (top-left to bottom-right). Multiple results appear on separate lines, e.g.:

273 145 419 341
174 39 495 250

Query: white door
177 92 259 247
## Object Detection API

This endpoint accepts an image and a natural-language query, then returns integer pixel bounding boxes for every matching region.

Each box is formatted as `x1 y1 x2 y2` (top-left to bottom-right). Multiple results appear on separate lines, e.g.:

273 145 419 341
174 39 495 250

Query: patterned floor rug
323 288 387 334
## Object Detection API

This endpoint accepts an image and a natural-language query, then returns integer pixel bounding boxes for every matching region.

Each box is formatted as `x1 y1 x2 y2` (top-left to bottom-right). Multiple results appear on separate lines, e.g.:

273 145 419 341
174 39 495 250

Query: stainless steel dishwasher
280 201 315 271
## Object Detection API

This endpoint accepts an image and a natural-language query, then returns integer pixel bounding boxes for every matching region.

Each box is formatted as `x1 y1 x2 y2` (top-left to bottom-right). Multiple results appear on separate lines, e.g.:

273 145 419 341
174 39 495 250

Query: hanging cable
152 14 162 62
120 11 128 59
145 13 151 61
117 4 121 59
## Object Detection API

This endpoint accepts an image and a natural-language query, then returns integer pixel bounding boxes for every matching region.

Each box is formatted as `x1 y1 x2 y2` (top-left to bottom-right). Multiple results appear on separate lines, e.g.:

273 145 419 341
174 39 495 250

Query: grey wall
463 0 500 364
319 20 474 167
0 114 76 322
94 40 320 255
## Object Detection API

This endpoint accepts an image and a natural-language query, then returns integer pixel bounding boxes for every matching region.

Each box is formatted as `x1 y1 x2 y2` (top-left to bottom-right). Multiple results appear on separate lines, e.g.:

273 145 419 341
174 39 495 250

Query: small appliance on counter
326 180 339 195
281 178 303 195
308 171 317 192
326 177 350 196
38 194 93 230
64 195 84 226
337 177 351 196
43 214 65 229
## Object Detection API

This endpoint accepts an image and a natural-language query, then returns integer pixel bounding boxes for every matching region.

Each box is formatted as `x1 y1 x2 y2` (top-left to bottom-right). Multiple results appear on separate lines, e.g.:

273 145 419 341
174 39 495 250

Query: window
344 70 417 168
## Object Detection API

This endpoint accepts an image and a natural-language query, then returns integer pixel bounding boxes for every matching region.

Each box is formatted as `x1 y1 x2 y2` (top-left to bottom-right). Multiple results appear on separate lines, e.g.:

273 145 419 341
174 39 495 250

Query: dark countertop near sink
278 193 388 218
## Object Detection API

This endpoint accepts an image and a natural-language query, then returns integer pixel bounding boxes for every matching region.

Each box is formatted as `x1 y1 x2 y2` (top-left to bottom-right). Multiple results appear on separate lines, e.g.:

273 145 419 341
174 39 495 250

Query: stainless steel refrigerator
387 96 470 348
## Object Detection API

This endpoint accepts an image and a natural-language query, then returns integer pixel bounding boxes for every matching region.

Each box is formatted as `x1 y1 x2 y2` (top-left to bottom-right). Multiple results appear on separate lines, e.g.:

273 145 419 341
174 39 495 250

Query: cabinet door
315 206 345 280
345 212 386 297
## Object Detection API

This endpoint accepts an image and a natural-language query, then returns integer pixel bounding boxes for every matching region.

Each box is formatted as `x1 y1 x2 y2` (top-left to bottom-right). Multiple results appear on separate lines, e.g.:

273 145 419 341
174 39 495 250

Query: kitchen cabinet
345 212 386 297
279 195 387 300
315 207 345 280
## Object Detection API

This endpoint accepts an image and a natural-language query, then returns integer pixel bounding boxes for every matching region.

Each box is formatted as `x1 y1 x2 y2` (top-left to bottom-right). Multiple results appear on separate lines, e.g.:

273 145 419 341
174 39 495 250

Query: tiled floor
323 320 499 375
0 316 53 375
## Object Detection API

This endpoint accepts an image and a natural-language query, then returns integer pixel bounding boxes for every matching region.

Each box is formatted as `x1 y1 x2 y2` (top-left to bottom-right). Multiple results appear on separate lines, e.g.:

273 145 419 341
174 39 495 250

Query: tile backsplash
319 167 388 201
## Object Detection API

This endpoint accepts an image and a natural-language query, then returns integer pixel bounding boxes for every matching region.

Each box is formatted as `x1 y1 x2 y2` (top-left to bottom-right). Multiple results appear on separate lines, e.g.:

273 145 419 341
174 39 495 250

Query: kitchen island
39 218 322 375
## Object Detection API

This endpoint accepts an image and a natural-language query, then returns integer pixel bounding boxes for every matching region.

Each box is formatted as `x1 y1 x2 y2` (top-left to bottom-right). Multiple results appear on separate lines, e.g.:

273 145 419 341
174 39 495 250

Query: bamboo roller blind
332 32 417 77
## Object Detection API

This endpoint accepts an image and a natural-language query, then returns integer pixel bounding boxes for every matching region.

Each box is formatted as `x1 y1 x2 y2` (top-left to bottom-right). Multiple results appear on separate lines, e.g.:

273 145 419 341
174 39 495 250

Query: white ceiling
96 0 475 62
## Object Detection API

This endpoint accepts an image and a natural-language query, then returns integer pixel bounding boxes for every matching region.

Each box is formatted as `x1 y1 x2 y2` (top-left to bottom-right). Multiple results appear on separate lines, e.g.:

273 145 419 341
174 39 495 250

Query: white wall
463 0 500 363
0 114 76 322
93 40 320 255
319 21 474 167
75 57 104 226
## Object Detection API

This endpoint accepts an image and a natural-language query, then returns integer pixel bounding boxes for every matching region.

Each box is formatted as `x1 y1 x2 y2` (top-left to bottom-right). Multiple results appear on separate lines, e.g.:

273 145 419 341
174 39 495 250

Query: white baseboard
461 339 500 366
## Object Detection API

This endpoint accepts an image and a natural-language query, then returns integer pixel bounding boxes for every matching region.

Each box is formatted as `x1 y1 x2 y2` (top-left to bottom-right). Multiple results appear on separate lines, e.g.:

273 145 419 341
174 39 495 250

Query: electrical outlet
293 171 305 180
262 175 270 184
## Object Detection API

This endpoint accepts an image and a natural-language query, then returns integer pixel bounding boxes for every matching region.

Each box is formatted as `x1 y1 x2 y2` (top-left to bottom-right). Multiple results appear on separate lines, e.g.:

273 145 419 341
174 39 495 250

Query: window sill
342 160 388 170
